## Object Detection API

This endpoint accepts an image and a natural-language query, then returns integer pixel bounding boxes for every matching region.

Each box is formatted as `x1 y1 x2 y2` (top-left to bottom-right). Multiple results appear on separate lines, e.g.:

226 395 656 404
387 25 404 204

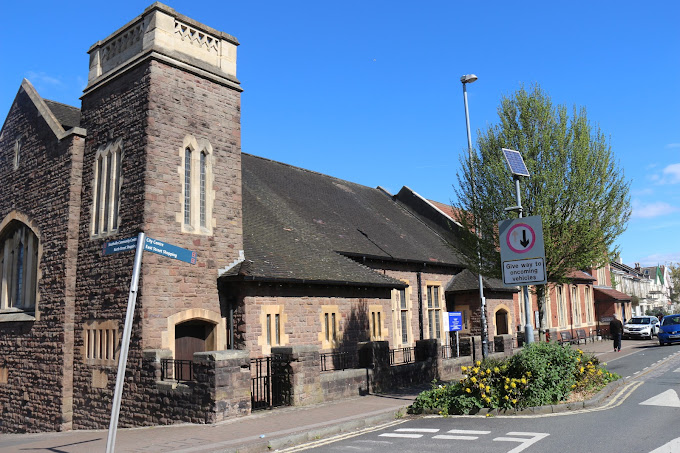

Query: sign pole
106 231 145 453
514 177 534 345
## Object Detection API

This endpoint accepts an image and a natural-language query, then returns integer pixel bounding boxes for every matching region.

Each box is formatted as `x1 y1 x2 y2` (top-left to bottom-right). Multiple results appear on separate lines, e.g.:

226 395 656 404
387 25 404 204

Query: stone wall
0 83 84 433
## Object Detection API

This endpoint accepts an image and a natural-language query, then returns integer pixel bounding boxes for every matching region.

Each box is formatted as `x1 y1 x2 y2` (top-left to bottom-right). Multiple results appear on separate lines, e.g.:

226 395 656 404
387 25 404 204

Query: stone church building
0 3 518 433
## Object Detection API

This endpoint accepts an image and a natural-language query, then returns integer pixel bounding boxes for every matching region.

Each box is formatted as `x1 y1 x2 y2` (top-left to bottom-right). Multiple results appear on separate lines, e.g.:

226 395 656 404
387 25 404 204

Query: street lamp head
460 74 478 84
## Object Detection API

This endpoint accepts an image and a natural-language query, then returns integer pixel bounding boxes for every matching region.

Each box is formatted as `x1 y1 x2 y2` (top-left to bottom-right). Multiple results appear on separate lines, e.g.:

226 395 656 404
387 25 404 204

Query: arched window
0 221 39 311
92 139 123 237
179 136 213 234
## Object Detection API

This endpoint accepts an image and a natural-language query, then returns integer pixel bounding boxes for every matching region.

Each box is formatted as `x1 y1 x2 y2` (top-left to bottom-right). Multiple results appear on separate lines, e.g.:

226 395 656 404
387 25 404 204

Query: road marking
493 432 549 453
649 437 680 452
432 435 479 440
379 433 423 438
278 419 407 452
640 389 680 408
432 428 491 440
379 427 439 438
674 368 680 373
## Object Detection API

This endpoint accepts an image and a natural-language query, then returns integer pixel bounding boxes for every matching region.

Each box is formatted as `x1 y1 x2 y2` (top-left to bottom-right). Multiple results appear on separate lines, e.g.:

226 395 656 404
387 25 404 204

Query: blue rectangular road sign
447 312 462 332
144 236 196 265
103 236 139 255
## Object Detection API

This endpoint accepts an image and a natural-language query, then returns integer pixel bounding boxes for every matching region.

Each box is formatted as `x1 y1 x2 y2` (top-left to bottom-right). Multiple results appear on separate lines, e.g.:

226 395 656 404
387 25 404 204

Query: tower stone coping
85 2 239 91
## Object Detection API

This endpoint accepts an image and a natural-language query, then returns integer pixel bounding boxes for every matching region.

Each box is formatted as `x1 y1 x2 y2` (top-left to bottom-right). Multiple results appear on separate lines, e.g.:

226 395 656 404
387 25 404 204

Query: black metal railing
320 351 356 371
161 358 194 382
251 355 291 411
389 347 414 365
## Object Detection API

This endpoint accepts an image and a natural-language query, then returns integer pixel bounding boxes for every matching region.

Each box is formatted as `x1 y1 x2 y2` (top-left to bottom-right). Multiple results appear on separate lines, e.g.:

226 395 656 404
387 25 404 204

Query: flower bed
409 342 618 415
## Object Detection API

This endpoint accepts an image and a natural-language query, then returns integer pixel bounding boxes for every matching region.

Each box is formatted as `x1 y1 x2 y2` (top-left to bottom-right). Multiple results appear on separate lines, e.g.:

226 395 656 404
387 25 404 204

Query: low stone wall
321 368 370 400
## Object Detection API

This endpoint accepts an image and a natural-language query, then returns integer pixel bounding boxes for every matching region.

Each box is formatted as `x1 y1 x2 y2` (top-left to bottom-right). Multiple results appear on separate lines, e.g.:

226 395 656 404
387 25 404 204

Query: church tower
73 3 243 428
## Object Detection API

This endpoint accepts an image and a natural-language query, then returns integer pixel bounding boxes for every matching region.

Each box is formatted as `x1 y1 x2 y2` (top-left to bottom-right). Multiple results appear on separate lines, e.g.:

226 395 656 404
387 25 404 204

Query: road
283 340 680 453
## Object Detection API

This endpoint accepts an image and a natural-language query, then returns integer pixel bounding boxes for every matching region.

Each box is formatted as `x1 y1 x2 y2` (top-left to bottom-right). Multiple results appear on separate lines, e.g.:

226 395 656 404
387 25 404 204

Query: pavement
0 337 639 453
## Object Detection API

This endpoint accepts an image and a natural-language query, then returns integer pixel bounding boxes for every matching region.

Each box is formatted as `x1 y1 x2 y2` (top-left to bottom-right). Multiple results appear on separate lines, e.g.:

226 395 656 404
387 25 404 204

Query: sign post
106 232 145 453
104 234 196 453
447 312 463 357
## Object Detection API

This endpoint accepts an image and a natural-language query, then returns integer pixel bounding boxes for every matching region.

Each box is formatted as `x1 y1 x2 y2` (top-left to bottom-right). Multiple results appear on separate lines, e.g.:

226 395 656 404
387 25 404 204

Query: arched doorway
495 309 509 335
174 319 216 379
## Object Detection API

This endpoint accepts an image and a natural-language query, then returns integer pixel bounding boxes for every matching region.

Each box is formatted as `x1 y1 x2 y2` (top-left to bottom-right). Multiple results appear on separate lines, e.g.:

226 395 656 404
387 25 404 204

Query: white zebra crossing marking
379 428 439 439
640 389 680 408
493 432 550 453
433 429 492 440
649 437 680 452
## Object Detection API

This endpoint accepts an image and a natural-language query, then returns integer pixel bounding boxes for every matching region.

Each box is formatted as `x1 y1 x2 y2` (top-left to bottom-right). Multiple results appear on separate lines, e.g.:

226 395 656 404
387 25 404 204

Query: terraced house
0 3 517 433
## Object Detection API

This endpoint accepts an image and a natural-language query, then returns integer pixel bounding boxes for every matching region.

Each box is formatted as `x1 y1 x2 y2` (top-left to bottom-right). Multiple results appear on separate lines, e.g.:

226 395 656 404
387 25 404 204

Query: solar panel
502 148 530 177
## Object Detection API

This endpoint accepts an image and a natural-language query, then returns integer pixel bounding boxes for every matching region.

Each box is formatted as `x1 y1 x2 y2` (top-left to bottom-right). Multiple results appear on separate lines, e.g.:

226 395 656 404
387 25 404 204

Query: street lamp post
461 74 488 359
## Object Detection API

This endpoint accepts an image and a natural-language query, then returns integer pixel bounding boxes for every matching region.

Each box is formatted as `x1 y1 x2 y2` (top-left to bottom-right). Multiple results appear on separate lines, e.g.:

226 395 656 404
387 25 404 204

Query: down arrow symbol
520 229 530 248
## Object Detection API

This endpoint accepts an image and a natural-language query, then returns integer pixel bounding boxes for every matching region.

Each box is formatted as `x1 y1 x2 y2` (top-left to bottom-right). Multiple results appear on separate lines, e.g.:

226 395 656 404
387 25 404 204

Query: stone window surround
161 308 227 359
456 303 471 333
493 304 512 336
256 305 289 356
82 319 119 366
571 285 582 326
90 138 123 238
177 135 215 235
318 305 340 350
556 284 567 328
0 212 41 322
368 304 387 341
391 281 412 347
425 281 444 342
13 135 24 171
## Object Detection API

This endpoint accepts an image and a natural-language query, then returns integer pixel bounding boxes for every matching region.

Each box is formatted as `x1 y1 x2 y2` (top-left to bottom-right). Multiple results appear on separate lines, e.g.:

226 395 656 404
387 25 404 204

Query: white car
623 316 660 340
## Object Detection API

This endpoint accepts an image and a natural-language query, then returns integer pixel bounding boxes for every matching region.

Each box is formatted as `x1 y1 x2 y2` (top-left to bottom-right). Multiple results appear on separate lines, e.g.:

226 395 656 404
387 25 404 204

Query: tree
669 262 680 304
453 84 631 334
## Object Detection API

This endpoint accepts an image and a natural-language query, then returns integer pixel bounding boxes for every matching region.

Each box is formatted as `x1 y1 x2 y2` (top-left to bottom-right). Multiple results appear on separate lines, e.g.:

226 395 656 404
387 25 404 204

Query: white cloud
633 187 654 196
632 201 679 218
659 163 680 185
633 252 680 267
666 143 680 149
26 71 63 87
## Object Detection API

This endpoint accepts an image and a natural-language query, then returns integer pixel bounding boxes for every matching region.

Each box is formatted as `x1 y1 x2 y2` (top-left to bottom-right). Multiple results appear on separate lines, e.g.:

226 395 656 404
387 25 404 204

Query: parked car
623 316 659 340
658 314 680 346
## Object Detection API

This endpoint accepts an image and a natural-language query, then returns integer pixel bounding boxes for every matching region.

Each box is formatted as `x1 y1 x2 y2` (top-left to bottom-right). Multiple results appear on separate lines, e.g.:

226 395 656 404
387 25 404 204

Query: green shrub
409 342 619 415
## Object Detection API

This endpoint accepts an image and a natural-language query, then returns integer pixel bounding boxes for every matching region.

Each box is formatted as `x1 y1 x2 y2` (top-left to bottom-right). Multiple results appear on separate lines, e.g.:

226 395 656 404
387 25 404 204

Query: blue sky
1 0 678 268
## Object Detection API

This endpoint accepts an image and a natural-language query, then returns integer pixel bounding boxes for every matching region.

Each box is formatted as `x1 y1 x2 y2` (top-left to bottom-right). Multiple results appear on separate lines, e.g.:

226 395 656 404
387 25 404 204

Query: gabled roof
446 268 518 294
232 153 465 287
594 287 631 301
1 79 85 140
566 270 597 281
43 99 81 130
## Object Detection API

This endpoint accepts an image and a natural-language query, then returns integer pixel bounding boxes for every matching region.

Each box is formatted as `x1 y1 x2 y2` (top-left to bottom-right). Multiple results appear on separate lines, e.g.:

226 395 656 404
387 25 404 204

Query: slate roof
566 270 597 281
43 99 81 130
594 287 632 301
231 154 465 287
446 268 517 293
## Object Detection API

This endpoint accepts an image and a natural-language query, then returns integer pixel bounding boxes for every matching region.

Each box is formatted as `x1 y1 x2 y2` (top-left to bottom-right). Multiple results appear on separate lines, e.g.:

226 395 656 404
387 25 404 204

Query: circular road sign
506 223 536 254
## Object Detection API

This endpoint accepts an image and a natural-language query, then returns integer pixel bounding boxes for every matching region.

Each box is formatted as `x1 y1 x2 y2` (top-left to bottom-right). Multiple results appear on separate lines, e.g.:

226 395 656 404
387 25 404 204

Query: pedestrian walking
610 313 623 352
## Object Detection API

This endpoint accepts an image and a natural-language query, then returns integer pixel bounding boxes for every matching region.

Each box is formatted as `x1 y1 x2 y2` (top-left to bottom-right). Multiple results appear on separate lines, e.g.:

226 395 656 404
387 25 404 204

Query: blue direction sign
447 312 463 332
103 236 139 255
143 236 196 264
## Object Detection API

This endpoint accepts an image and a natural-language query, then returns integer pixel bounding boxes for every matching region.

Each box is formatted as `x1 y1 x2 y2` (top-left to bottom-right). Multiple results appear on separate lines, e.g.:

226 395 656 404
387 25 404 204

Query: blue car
658 315 680 346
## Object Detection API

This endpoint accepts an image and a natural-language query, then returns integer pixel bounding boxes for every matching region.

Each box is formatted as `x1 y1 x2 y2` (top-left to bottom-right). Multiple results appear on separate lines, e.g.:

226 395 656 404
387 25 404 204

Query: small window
427 285 442 340
369 306 384 341
180 136 213 234
13 137 22 170
83 320 119 365
259 306 287 354
319 306 339 349
91 139 123 237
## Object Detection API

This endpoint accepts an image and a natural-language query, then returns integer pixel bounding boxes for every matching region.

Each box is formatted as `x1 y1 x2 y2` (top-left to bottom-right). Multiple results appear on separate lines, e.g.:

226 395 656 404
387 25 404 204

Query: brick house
1 3 508 433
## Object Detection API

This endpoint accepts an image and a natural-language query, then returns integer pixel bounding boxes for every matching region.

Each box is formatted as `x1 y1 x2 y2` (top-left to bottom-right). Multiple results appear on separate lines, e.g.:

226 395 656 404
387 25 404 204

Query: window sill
0 309 37 322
